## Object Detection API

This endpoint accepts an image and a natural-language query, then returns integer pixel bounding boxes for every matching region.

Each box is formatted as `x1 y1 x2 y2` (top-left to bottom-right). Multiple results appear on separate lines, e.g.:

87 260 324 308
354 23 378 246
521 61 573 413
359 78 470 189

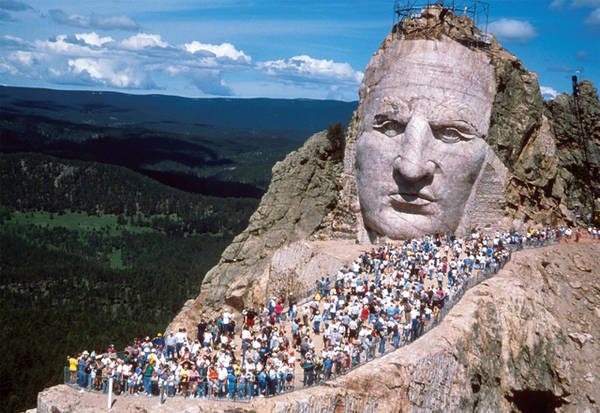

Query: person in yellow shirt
68 355 77 384
179 363 191 397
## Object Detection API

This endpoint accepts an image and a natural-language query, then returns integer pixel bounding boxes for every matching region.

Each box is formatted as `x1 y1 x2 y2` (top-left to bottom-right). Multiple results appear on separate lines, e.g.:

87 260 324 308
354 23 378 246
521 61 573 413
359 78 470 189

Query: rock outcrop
169 5 600 325
38 242 600 412
167 129 347 327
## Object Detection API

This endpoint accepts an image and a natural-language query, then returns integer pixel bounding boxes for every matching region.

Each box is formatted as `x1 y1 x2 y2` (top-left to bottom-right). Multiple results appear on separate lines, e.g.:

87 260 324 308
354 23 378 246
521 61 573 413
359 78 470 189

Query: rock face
38 243 600 413
167 129 347 327
169 5 600 324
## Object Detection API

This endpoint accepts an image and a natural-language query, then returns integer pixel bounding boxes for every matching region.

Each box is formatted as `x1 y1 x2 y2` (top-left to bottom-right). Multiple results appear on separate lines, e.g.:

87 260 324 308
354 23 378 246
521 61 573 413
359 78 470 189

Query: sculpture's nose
392 115 435 182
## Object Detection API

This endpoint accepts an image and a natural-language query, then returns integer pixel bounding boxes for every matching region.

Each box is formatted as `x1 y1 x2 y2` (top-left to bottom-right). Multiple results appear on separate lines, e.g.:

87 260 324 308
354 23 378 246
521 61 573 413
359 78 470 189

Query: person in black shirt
197 319 207 342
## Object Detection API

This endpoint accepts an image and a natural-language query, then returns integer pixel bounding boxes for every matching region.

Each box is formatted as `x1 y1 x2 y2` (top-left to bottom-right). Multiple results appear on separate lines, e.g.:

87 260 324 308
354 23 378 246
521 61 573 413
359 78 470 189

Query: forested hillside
0 85 356 138
0 153 257 234
0 87 356 412
0 153 257 412
0 111 293 194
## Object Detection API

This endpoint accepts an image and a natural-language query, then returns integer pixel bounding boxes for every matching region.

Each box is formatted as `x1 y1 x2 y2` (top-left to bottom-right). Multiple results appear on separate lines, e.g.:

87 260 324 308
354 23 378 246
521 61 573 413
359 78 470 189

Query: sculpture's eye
373 117 406 137
434 127 477 143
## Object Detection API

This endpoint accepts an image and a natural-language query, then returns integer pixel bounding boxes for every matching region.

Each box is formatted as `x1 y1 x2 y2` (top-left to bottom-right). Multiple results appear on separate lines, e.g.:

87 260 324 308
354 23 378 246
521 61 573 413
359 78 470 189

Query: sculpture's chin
364 207 459 242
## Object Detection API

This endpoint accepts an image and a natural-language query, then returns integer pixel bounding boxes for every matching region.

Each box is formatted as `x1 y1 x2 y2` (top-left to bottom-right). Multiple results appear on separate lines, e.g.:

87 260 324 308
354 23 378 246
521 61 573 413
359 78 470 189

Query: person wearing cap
154 333 165 348
142 359 154 395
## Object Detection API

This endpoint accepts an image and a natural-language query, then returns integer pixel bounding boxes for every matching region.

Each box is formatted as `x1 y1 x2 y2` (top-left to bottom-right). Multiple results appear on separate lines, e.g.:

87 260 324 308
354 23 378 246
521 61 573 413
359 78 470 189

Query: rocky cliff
167 128 347 327
38 242 600 412
168 5 600 326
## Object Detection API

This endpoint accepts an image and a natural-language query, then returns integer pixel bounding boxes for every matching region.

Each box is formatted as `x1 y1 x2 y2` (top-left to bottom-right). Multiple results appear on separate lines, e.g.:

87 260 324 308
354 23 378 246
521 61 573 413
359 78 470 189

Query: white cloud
10 50 34 65
0 28 360 99
585 8 600 24
49 9 139 31
75 32 113 48
0 61 19 75
184 41 251 63
540 86 559 99
0 30 255 95
120 33 168 50
67 58 153 88
36 34 101 56
489 19 538 44
257 55 363 85
0 34 29 48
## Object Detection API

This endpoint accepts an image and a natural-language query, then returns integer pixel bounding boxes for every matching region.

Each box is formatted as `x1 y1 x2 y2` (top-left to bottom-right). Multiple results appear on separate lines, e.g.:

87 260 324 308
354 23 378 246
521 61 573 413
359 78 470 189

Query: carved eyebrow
429 120 478 132
373 112 410 124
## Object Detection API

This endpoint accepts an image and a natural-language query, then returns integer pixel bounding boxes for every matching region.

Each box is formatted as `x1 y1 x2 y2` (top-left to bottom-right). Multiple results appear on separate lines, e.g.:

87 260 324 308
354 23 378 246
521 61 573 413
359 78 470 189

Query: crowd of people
66 226 597 400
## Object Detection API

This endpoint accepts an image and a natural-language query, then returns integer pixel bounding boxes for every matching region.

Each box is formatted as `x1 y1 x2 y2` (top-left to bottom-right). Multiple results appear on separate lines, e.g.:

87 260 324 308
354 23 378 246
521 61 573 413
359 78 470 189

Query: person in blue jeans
142 362 154 395
392 323 400 348
77 355 88 389
227 371 236 398
237 374 246 398
378 333 386 354
257 370 268 395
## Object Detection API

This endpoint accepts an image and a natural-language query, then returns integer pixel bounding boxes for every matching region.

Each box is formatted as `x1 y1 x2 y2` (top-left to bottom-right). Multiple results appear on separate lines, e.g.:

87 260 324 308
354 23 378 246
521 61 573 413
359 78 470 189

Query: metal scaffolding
393 0 490 33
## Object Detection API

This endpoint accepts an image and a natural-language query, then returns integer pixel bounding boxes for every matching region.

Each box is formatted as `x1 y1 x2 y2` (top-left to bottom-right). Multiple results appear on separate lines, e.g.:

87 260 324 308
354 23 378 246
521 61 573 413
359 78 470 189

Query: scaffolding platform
393 0 490 37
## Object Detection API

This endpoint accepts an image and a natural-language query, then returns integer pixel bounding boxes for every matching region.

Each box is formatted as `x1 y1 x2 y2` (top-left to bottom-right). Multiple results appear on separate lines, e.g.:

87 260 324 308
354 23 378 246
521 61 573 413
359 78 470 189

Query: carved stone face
355 40 497 240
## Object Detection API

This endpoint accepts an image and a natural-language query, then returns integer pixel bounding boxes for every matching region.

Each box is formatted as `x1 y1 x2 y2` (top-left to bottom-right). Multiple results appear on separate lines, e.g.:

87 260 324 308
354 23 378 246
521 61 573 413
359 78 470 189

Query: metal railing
64 236 560 403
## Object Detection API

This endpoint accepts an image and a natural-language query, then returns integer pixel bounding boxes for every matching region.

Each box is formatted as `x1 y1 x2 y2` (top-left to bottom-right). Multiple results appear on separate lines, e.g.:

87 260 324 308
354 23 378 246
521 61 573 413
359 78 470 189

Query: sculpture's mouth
389 193 436 214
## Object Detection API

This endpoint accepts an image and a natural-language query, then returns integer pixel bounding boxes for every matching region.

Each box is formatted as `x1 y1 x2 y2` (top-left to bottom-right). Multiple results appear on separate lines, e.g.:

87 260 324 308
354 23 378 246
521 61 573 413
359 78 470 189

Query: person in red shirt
275 302 283 324
361 306 369 321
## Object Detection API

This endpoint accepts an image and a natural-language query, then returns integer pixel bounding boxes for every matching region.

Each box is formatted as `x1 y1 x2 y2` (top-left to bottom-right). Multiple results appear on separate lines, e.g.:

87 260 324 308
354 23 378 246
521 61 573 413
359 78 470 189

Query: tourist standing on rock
142 359 154 395
77 351 88 390
197 319 207 342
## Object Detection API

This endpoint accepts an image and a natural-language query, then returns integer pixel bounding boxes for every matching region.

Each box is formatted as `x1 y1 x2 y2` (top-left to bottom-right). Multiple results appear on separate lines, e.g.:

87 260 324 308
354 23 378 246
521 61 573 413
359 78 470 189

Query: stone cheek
354 39 506 240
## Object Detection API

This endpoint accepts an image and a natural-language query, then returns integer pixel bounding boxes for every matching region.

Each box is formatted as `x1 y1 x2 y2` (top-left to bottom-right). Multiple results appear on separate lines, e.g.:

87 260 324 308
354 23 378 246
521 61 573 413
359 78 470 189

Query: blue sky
0 0 598 101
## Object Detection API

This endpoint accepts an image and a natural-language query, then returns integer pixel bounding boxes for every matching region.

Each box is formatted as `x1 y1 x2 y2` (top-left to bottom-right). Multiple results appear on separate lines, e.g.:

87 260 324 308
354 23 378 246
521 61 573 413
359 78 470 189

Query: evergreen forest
0 153 252 412
0 86 355 412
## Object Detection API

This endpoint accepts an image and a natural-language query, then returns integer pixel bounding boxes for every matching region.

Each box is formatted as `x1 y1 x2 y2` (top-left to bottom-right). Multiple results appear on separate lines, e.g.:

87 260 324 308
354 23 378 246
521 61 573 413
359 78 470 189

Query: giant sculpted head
355 39 503 241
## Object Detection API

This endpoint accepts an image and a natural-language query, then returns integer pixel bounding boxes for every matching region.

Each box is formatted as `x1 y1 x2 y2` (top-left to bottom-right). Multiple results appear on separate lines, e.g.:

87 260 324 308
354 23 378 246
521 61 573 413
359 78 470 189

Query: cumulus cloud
585 8 600 24
49 9 139 31
36 34 103 57
184 41 251 63
66 58 154 88
188 69 233 96
0 35 29 48
0 30 255 95
0 0 31 11
540 86 559 99
0 28 362 98
257 55 363 85
75 32 113 48
121 33 168 50
488 19 538 44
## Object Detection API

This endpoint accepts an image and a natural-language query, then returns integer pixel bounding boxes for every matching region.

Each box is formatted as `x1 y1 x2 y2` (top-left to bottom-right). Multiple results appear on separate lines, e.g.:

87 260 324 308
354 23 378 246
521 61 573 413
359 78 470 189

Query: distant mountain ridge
0 86 357 140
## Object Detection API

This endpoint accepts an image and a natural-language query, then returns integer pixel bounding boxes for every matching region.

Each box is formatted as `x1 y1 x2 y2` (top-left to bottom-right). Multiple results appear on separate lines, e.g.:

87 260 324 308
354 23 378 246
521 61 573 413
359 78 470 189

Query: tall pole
107 377 113 409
